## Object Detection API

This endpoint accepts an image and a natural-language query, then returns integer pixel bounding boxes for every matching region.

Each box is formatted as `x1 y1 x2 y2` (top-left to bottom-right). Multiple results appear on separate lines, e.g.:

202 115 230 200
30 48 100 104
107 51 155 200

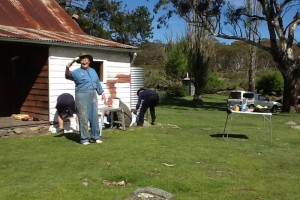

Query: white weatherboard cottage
0 0 139 129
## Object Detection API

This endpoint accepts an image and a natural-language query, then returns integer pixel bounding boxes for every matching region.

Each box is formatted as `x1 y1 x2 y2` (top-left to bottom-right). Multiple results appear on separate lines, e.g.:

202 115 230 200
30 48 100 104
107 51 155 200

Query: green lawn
1 94 300 200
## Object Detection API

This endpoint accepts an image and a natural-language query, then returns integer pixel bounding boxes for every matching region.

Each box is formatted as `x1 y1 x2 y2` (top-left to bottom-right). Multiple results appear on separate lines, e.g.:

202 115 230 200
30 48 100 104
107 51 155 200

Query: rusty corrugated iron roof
0 0 136 50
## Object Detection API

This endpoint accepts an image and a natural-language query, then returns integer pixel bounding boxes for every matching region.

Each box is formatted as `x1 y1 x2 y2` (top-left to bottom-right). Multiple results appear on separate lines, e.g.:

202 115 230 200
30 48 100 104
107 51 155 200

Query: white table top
99 107 123 112
230 110 272 116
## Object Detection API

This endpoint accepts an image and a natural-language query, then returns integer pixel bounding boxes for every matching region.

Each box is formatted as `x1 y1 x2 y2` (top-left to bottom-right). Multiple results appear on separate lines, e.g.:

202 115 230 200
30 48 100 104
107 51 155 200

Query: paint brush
70 57 79 65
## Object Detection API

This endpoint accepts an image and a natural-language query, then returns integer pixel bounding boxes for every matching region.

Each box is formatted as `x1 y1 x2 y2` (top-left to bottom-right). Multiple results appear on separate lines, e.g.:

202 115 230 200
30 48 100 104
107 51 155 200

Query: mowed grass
1 94 300 200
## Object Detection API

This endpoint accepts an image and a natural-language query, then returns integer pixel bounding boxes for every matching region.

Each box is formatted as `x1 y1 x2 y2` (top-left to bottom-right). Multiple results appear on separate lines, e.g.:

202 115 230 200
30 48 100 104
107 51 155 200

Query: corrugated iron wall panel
130 67 144 109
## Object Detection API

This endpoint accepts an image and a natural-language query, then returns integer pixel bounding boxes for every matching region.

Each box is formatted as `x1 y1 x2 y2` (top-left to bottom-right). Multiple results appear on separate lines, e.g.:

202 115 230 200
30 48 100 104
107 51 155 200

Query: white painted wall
48 46 132 126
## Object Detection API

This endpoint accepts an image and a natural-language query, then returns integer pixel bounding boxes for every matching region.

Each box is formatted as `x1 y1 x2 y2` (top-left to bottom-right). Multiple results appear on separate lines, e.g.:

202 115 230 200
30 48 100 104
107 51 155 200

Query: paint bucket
234 105 240 111
112 99 120 108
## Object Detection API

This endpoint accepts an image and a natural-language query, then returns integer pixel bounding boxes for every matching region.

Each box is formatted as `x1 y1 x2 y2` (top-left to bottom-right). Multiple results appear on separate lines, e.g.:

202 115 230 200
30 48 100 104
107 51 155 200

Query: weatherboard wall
48 46 131 122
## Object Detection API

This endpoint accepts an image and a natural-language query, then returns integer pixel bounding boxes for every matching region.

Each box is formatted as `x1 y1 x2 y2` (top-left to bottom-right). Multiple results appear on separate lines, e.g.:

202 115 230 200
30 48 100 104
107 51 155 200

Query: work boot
150 112 156 125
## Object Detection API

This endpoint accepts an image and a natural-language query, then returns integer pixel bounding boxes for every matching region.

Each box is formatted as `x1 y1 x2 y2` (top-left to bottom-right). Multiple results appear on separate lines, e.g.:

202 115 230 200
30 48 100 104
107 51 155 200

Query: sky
121 0 186 42
120 0 300 44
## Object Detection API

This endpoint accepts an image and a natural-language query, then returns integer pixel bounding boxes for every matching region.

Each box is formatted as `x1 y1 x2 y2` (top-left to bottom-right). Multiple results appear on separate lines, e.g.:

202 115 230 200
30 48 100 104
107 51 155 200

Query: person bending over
55 93 76 133
135 88 159 126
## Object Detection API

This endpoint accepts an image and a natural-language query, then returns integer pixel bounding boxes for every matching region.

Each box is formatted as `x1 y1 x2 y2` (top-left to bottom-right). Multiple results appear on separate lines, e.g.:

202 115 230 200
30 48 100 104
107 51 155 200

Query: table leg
99 112 105 136
262 115 272 145
121 109 125 130
223 113 230 137
227 114 234 138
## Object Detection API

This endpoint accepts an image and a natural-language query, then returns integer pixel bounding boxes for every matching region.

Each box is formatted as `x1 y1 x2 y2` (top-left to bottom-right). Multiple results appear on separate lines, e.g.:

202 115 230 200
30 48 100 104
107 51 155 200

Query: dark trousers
137 94 159 126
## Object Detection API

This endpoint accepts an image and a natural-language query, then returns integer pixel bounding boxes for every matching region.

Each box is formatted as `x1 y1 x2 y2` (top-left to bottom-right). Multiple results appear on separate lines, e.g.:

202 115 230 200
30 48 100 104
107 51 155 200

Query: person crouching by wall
65 52 106 145
55 93 76 133
135 88 159 126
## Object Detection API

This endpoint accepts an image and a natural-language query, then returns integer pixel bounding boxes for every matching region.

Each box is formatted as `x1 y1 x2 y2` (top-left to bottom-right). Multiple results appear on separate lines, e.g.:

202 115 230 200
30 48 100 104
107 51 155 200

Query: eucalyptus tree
202 0 300 112
245 0 261 92
57 0 154 46
154 0 218 101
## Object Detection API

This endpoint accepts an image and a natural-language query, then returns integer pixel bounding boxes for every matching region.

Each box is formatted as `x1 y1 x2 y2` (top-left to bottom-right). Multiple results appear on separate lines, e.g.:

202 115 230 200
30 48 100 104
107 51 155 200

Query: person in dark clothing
55 93 76 133
135 88 159 126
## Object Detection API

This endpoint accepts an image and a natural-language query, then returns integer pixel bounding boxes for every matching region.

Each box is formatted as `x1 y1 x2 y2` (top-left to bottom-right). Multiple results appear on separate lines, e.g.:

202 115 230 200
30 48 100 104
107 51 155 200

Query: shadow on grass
159 97 226 112
54 132 80 144
210 133 249 139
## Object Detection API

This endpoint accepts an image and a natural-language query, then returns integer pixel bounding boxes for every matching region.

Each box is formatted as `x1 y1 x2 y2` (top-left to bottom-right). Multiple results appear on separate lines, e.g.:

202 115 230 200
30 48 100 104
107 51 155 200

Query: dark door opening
90 61 104 82
0 42 48 119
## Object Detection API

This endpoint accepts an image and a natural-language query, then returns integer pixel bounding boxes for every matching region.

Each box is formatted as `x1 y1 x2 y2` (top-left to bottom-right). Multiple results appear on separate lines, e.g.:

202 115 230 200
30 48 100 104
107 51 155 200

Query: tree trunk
246 0 260 92
282 72 299 112
248 46 256 92
193 86 202 100
188 0 210 102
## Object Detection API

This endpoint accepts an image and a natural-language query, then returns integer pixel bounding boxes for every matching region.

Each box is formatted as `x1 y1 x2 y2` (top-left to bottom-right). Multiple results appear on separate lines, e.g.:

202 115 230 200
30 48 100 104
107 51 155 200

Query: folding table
223 109 273 144
99 107 126 135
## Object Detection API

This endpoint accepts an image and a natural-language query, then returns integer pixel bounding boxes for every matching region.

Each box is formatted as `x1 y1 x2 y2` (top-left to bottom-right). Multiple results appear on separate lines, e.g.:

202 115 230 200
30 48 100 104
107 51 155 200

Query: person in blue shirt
65 52 106 145
135 88 159 126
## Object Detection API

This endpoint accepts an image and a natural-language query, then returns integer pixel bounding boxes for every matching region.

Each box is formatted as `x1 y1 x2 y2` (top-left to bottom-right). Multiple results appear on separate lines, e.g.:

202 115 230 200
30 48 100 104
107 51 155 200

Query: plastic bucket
112 99 120 108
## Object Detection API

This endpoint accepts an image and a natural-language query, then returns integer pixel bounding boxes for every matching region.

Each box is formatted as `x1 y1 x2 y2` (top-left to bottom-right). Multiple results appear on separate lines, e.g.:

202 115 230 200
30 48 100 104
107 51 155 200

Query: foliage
154 0 217 100
164 38 188 81
256 71 284 96
187 39 210 98
134 42 167 91
133 42 166 68
56 0 154 45
165 82 187 97
1 94 300 199
204 73 224 93
144 68 166 89
137 40 188 98
138 39 287 97
203 0 300 112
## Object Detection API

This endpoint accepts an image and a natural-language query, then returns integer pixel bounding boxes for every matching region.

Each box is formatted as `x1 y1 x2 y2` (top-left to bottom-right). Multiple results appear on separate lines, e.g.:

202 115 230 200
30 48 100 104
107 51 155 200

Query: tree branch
211 31 271 53
287 13 300 47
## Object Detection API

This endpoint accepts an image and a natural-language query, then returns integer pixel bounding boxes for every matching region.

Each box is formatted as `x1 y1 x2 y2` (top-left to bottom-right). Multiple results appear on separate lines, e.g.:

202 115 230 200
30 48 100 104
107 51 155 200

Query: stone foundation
0 124 50 138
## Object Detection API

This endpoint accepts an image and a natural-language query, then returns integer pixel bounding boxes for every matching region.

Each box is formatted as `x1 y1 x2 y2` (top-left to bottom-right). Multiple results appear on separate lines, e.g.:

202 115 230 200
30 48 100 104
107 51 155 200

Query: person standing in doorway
65 52 106 145
55 93 76 133
135 88 159 126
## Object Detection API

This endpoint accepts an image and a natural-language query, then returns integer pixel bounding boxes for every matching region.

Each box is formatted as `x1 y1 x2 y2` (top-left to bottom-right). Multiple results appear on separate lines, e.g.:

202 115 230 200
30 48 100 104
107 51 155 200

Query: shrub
204 74 223 93
256 71 283 96
165 83 187 97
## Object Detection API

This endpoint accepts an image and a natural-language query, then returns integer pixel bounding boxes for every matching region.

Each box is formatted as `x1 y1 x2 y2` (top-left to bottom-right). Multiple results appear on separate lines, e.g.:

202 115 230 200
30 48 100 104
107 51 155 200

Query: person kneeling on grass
135 88 159 126
55 93 77 133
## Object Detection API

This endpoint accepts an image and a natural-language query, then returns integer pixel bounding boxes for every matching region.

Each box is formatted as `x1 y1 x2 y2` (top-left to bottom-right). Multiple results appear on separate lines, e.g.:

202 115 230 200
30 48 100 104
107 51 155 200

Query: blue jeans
75 90 100 143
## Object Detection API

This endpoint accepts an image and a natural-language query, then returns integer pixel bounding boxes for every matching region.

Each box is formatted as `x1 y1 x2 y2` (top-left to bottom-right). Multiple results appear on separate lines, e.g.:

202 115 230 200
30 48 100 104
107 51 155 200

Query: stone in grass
125 186 175 200
291 125 300 129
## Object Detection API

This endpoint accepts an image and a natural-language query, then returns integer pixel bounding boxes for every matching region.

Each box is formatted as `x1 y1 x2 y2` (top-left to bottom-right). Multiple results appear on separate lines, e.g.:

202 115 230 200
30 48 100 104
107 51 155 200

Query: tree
165 38 188 81
85 1 154 45
133 42 167 90
57 0 154 46
201 0 300 112
134 41 166 68
154 0 217 101
245 0 261 92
